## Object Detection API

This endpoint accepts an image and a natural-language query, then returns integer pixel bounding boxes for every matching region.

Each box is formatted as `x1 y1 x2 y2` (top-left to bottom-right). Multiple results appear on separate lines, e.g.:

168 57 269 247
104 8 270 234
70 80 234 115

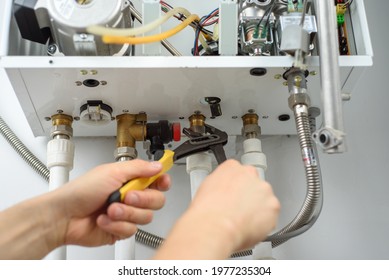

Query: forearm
0 192 67 259
153 210 237 260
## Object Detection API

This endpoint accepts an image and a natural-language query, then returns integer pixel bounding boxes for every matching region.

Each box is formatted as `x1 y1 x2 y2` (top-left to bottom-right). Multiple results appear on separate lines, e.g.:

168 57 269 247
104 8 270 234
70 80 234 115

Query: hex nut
288 93 311 109
242 124 261 137
114 147 137 161
50 125 73 138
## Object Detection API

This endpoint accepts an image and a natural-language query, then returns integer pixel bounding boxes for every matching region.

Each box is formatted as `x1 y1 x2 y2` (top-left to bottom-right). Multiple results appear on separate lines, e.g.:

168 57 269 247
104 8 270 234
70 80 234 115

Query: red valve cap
172 122 181 142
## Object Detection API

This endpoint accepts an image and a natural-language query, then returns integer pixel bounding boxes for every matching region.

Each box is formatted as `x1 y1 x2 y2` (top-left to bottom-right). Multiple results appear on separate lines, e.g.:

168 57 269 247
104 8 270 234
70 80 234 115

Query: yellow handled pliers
107 123 228 205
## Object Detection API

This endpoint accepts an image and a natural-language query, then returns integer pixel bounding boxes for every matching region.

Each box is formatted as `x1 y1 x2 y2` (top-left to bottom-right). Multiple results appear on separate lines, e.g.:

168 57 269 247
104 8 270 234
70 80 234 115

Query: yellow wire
103 14 199 45
87 7 191 37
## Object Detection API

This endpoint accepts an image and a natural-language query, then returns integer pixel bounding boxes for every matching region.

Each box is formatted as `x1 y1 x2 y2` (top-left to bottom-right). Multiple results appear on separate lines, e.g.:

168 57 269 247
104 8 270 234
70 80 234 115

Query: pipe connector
116 113 147 148
50 114 73 139
288 93 311 110
189 113 206 134
241 113 261 139
114 146 137 161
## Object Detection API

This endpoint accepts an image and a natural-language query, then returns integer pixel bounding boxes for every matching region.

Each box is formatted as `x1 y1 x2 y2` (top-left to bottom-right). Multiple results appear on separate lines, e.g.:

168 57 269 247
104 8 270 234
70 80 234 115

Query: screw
283 81 288 86
44 117 51 121
310 71 317 76
122 109 129 113
194 110 201 115
232 116 238 119
100 81 107 85
80 70 88 75
75 81 82 86
74 116 80 121
179 116 185 120
47 44 57 55
111 117 115 121
57 110 63 114
90 70 98 75
262 116 269 119
248 109 255 113
274 74 282 80
79 33 88 40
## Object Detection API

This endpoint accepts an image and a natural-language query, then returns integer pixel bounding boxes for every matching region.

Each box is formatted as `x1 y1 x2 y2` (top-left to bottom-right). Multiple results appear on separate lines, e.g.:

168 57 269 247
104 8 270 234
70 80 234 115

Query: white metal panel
0 0 373 137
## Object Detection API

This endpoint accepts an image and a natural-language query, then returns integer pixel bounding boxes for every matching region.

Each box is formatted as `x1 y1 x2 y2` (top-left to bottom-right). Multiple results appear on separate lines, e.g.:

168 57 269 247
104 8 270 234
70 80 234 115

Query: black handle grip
107 190 121 205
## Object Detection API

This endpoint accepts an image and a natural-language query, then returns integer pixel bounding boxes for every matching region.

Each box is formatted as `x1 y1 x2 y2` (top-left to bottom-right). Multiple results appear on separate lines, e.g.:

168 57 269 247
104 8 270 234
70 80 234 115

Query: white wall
1 0 388 259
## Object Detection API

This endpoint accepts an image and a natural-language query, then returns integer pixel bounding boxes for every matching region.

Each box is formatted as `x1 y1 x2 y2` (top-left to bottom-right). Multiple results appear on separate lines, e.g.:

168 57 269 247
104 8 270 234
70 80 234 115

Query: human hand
189 159 280 252
154 159 280 260
51 160 170 248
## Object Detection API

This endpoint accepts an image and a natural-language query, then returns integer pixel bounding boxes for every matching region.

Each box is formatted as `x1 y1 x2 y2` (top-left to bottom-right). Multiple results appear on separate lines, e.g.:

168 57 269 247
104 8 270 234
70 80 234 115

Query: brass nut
114 147 137 161
51 114 73 126
189 113 206 127
288 93 311 109
242 113 259 126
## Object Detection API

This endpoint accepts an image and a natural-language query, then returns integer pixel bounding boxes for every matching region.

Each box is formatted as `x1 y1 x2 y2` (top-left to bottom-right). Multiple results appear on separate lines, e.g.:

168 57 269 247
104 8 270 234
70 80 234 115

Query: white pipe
186 153 212 198
115 237 136 260
45 138 75 260
115 156 136 260
240 138 272 259
0 0 12 56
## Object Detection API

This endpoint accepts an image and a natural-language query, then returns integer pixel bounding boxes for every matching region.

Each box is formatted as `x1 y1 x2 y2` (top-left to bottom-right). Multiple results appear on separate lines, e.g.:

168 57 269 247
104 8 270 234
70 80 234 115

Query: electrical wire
342 0 354 8
103 14 199 45
300 0 308 26
193 8 219 56
87 7 192 37
161 1 214 38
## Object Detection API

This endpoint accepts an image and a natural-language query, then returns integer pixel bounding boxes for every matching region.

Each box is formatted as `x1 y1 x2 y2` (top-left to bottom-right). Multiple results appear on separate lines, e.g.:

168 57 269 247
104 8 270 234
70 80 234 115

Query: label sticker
54 0 75 20
301 147 318 166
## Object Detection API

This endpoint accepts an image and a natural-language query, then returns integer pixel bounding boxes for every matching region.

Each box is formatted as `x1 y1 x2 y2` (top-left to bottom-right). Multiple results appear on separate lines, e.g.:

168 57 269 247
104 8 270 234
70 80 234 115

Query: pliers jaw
173 123 228 164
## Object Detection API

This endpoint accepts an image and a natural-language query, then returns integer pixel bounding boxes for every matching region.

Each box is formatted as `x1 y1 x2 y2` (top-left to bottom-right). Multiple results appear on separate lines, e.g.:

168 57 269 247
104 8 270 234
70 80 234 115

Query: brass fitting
189 113 206 134
50 114 73 139
116 113 147 148
241 113 261 139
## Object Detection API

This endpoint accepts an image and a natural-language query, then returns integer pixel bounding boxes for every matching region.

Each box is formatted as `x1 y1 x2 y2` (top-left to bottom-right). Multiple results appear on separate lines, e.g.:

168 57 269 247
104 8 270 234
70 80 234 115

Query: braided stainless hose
0 115 49 181
270 104 322 247
135 229 253 258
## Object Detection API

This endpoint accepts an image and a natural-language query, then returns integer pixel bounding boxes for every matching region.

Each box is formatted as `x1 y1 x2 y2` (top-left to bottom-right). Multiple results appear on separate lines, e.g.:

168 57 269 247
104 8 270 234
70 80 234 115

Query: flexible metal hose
0 115 49 181
136 229 253 258
269 104 322 247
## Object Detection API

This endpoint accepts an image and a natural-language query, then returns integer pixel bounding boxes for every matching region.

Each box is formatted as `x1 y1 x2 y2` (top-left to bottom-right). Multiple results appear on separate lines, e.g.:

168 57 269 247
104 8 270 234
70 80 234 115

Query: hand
154 159 280 259
189 159 280 252
51 160 170 248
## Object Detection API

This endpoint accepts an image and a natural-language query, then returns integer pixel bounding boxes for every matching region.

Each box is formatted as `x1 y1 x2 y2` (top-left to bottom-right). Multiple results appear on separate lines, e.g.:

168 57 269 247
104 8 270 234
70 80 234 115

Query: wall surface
0 0 388 260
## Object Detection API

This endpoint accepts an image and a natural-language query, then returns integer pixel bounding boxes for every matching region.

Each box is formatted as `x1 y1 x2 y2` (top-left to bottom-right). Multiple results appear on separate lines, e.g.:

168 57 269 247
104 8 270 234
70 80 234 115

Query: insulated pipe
45 115 75 260
186 153 212 198
129 4 182 56
314 0 346 153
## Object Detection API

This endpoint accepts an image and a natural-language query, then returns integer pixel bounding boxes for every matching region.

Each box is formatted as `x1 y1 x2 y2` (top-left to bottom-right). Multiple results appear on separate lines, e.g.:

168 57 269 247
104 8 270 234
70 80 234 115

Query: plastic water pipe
44 114 74 260
240 138 272 259
45 136 74 260
186 153 212 198
115 154 137 260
